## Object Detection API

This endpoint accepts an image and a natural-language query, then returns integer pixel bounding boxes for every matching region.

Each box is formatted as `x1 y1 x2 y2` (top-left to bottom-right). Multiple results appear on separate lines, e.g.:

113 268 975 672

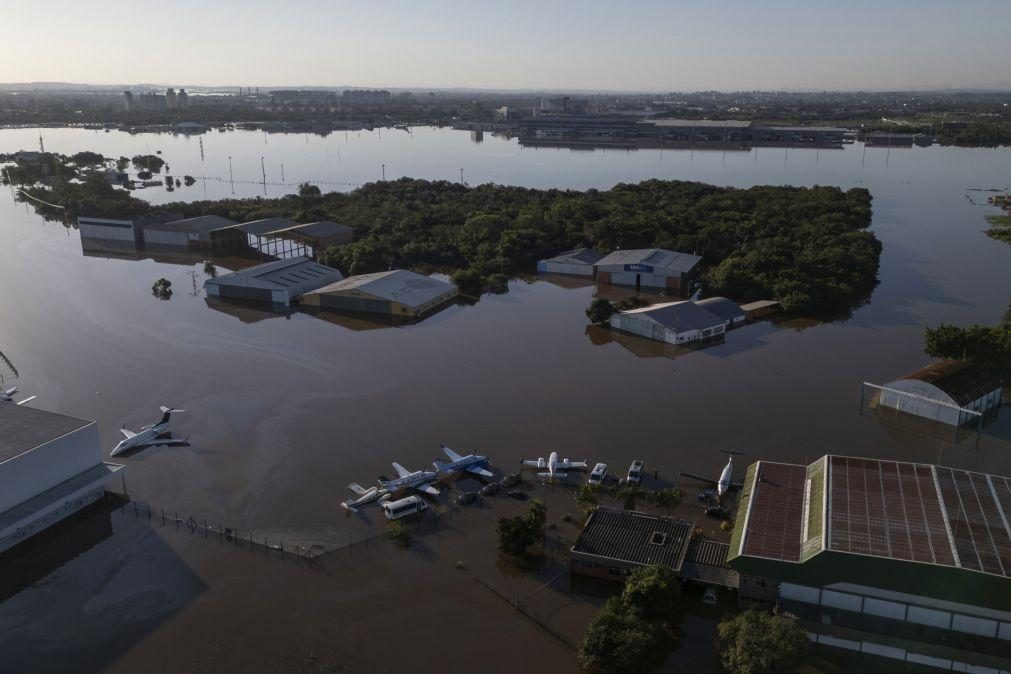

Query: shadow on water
0 499 208 674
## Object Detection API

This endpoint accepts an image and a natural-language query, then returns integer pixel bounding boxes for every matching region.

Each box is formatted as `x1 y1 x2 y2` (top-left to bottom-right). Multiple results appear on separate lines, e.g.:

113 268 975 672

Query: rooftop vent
650 531 667 546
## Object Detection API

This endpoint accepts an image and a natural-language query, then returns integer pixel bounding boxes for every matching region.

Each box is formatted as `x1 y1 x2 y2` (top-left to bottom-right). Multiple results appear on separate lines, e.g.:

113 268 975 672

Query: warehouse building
77 212 182 248
140 215 243 252
740 300 781 321
729 455 1011 669
570 507 694 581
875 360 1003 427
536 248 604 276
0 403 124 554
594 248 701 294
266 220 354 250
696 297 746 329
300 269 458 317
203 256 343 306
610 300 726 346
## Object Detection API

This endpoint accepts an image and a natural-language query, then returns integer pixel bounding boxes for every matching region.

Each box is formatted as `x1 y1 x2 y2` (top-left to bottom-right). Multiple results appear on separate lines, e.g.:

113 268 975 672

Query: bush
586 298 615 325
385 520 411 549
496 498 546 558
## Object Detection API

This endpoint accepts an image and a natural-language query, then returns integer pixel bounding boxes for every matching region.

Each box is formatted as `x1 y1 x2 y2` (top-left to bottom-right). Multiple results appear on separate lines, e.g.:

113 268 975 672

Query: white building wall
0 424 101 513
951 614 998 638
907 605 952 630
143 229 191 247
78 218 137 243
540 262 594 276
864 597 907 620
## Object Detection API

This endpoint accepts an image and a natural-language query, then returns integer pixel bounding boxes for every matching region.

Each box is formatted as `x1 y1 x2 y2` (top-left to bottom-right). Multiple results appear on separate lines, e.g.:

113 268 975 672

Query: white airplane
433 444 493 478
341 483 391 512
519 451 588 480
378 462 440 496
680 450 746 498
111 406 188 456
1 386 37 405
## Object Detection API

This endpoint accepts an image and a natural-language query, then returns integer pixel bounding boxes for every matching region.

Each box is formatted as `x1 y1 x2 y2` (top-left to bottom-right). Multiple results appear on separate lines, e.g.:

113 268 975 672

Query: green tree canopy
717 609 809 674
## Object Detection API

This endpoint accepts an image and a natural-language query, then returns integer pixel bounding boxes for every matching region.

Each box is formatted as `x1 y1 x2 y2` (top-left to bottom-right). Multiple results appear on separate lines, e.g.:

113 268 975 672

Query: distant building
0 404 124 554
740 300 780 321
123 91 134 112
341 89 392 106
536 248 604 276
594 248 702 294
177 88 189 110
876 360 1003 427
729 455 1011 669
610 300 727 346
165 88 177 110
204 256 344 306
300 269 458 317
77 212 183 249
140 215 242 252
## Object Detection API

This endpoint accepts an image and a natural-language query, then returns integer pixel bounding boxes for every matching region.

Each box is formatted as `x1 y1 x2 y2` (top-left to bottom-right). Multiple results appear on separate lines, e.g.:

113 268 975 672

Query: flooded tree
496 498 546 558
717 609 809 674
586 298 615 325
151 278 172 300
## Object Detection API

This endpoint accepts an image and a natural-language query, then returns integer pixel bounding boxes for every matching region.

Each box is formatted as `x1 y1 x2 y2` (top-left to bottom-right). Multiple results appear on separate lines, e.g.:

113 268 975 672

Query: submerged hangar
203 256 344 306
300 269 458 317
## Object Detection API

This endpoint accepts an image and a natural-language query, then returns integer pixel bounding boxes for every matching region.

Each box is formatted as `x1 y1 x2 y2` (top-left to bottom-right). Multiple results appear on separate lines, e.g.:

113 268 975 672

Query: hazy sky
4 0 1011 91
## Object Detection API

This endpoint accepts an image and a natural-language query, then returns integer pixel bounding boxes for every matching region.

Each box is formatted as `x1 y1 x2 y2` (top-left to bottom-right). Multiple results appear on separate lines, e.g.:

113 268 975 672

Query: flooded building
0 404 124 554
536 248 604 276
140 215 241 252
740 300 781 321
262 220 354 259
609 300 726 346
876 360 1003 427
570 507 694 580
695 297 746 329
77 212 182 250
728 455 1011 670
300 269 458 317
594 248 701 294
203 256 344 306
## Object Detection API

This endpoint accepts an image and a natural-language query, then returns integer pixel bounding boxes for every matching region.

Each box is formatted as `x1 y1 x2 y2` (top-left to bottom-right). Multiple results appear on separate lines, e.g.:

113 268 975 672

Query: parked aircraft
111 406 188 456
433 444 493 478
679 450 746 498
1 386 36 405
519 451 588 480
341 483 391 512
378 462 440 496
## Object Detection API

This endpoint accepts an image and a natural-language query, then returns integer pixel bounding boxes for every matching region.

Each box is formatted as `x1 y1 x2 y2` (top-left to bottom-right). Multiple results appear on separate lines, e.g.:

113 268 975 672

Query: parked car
704 505 729 519
506 490 529 501
702 587 719 605
500 472 522 488
480 482 501 496
456 491 478 506
588 463 608 485
626 460 644 485
697 489 717 502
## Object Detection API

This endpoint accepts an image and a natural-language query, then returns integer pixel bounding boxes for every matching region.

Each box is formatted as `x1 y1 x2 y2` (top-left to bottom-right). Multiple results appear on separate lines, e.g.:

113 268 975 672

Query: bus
381 495 429 521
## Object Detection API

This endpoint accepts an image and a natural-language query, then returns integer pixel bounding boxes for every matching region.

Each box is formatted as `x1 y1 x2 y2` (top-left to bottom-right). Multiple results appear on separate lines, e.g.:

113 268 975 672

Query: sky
3 0 1011 92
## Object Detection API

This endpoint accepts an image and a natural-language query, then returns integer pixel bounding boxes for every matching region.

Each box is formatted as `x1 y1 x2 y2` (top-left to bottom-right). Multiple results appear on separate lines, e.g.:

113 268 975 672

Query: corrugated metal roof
145 215 237 233
595 248 702 274
266 220 353 240
540 248 604 266
0 404 92 464
740 300 780 312
233 217 299 235
685 539 731 568
204 256 343 295
305 270 457 309
897 360 1002 407
696 297 744 323
571 507 694 570
649 119 752 128
619 301 724 332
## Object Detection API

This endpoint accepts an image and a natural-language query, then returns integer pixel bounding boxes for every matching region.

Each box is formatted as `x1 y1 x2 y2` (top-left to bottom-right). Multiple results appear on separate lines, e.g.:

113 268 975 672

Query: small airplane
433 444 493 478
341 483 391 512
378 462 440 496
519 451 588 480
1 386 37 405
111 406 188 457
680 450 747 499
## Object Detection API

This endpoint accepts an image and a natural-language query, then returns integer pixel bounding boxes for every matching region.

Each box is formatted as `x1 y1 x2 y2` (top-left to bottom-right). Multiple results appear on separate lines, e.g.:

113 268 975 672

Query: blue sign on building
623 264 654 273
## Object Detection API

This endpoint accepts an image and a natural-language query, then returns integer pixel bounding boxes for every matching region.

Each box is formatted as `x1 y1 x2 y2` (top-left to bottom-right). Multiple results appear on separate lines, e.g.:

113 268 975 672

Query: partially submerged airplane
433 444 493 478
1 386 36 405
111 406 188 457
378 462 440 496
519 451 588 480
341 483 391 512
680 450 746 498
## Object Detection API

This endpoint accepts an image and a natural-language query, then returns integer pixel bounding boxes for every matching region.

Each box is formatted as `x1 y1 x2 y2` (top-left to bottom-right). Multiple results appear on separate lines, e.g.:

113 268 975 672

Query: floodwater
1 127 1010 673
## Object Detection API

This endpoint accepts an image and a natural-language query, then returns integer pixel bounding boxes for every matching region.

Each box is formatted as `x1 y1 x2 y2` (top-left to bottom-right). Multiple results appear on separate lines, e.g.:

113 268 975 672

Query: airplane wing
520 459 542 467
440 444 464 462
348 483 369 496
120 428 138 439
466 466 494 478
561 460 588 469
392 462 411 478
16 396 37 405
679 471 718 487
418 482 440 496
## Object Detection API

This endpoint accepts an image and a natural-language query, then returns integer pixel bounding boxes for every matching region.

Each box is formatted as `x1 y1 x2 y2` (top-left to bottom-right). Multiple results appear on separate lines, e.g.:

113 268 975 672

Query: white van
588 463 608 485
382 495 429 521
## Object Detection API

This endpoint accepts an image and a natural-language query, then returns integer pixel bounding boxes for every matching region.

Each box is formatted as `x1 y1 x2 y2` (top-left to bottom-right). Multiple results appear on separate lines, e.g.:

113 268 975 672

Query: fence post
175 512 179 529
249 532 253 551
161 508 165 525
219 525 223 543
280 541 284 561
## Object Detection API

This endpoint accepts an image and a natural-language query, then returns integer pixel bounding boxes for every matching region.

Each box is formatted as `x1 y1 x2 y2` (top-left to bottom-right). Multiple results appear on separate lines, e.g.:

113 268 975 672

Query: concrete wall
0 423 101 513
143 228 191 247
78 218 138 244
537 261 594 276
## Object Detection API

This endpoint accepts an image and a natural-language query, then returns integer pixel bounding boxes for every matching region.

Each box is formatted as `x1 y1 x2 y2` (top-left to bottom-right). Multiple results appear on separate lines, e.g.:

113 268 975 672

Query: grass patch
985 214 1011 226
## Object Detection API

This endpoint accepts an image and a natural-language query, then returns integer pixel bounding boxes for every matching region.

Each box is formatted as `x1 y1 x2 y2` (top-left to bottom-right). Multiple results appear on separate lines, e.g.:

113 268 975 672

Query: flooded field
1 127 1010 673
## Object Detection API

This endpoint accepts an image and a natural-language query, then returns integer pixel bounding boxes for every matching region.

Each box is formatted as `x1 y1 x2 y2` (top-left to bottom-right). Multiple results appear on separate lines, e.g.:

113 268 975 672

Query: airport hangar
728 455 1011 666
609 300 729 346
204 256 344 306
300 269 459 317
593 248 702 294
875 360 1003 428
0 404 124 554
536 248 604 276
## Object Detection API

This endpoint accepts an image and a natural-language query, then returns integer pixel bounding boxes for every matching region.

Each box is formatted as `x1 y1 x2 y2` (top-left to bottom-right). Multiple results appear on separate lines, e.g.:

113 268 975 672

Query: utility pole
228 156 234 194
381 164 385 181
459 168 464 184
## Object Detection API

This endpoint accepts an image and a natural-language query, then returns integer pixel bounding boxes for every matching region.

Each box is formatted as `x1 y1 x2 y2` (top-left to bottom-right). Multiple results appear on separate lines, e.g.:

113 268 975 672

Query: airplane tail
158 406 184 425
433 459 450 474
719 449 747 456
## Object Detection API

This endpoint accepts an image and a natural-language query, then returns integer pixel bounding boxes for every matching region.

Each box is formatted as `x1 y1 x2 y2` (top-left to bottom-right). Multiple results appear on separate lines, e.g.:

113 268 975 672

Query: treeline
13 174 879 315
925 306 1011 382
160 178 877 315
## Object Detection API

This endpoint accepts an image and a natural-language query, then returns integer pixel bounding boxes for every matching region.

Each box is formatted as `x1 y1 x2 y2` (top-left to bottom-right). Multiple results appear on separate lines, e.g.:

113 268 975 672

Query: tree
385 520 411 549
575 483 602 507
717 609 809 674
578 598 669 674
496 498 546 558
621 564 681 624
924 320 1011 380
586 298 615 325
298 182 322 197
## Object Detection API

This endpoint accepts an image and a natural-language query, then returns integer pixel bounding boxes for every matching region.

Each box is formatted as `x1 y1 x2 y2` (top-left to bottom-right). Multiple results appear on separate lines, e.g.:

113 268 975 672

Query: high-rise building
165 88 178 110
123 91 134 112
177 89 189 110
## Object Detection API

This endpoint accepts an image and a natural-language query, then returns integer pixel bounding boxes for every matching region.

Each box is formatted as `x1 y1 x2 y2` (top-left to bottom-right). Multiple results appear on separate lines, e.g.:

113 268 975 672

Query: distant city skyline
3 0 1011 92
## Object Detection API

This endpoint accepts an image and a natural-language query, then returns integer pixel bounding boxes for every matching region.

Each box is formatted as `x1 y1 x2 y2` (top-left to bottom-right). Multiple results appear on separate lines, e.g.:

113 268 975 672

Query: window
650 531 667 545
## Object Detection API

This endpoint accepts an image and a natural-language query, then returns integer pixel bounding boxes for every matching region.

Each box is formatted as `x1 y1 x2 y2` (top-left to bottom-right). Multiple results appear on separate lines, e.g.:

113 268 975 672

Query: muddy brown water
1 127 1010 673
